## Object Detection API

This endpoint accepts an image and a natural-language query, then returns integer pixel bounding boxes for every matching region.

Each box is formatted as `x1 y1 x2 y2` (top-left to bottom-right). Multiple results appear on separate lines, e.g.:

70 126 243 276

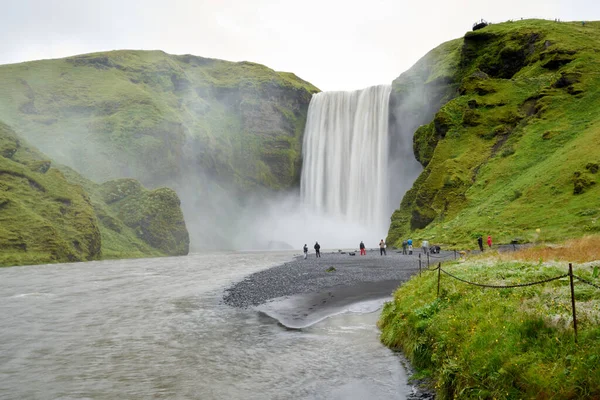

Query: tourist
407 238 413 255
421 240 429 255
402 240 407 255
303 244 308 259
379 239 386 256
477 236 484 252
314 241 321 258
487 235 492 249
359 241 366 256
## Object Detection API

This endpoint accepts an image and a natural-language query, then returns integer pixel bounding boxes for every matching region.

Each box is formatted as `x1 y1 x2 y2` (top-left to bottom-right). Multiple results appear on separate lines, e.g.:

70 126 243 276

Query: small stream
0 252 412 399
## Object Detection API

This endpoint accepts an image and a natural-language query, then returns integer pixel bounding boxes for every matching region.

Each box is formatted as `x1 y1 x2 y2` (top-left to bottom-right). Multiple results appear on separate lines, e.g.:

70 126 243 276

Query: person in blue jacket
407 238 413 255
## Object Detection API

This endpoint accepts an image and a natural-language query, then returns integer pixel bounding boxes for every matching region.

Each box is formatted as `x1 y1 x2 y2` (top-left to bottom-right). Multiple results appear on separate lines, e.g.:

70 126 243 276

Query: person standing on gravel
407 238 413 255
314 241 321 258
402 240 407 255
421 240 429 255
359 241 366 256
379 239 386 256
303 244 308 259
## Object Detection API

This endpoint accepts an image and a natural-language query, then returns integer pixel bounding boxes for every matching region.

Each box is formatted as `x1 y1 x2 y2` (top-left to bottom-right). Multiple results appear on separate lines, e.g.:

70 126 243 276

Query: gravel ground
223 249 455 308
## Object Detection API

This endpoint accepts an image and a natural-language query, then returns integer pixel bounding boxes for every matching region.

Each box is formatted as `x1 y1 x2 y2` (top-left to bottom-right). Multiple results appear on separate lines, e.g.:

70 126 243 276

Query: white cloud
1 0 599 90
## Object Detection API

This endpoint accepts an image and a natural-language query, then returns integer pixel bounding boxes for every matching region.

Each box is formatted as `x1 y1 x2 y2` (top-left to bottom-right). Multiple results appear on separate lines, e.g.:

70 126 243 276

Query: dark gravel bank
223 250 455 308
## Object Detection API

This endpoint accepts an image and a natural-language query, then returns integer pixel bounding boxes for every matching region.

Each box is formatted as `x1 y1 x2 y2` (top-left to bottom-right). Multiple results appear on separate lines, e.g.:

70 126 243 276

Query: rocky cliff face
0 51 318 190
0 122 189 266
0 51 319 249
387 20 600 247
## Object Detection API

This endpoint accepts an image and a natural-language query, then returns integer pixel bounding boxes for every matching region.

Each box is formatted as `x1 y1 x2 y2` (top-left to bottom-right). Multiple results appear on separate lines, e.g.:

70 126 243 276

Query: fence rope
574 275 600 290
439 267 568 288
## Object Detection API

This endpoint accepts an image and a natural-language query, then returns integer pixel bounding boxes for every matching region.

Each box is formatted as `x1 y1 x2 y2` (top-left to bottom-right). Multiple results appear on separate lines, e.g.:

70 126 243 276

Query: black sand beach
224 249 455 327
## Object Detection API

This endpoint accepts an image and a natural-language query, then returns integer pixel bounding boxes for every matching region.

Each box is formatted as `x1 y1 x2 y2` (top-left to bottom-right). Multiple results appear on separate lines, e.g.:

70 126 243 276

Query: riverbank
379 243 600 399
224 249 454 399
224 249 455 310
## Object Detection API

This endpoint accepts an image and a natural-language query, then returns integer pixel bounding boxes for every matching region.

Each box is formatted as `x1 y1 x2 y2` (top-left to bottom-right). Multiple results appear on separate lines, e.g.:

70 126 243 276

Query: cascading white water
300 85 392 239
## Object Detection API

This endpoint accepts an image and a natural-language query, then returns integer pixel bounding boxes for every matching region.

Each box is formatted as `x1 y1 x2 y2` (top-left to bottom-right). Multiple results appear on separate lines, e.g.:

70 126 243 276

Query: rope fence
421 262 600 343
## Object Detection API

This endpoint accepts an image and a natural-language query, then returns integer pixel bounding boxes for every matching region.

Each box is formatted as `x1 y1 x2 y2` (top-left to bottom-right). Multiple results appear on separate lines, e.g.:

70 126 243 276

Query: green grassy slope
379 257 600 398
0 122 101 266
0 122 189 266
0 50 319 191
387 20 600 248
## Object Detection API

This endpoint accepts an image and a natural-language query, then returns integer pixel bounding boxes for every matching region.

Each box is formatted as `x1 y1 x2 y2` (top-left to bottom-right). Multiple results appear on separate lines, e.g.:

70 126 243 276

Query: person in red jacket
487 235 492 248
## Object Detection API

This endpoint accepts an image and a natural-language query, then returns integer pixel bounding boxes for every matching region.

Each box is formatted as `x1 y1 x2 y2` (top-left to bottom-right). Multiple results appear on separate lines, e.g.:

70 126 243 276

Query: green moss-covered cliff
0 50 319 249
0 50 319 191
387 19 600 248
0 122 189 266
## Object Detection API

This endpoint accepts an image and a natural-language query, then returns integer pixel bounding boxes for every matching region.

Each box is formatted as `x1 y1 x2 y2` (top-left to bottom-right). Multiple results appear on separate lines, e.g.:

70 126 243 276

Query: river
0 252 412 399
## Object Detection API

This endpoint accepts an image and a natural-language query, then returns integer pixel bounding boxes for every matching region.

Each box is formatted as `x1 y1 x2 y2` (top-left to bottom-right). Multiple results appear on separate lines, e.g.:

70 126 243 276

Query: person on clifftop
303 244 308 259
359 241 366 256
379 239 387 256
477 236 484 252
314 241 321 258
487 236 492 249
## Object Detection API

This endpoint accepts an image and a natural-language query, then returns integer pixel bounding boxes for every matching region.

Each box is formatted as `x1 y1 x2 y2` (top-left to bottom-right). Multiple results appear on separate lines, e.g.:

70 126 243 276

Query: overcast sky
2 0 599 90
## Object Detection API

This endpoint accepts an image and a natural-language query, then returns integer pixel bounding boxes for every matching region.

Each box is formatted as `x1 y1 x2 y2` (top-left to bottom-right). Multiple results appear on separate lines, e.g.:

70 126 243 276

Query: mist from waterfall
234 84 422 251
300 85 392 242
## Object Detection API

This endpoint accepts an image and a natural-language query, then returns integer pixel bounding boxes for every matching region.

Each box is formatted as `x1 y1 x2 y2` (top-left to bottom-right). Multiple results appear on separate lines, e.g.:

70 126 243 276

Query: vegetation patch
379 236 600 399
0 122 189 266
387 20 600 248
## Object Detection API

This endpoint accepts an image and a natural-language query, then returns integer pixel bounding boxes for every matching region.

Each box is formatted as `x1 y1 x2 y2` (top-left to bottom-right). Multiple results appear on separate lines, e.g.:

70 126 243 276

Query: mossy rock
462 110 481 126
107 184 189 255
0 123 102 266
388 19 600 249
586 163 599 174
573 171 596 194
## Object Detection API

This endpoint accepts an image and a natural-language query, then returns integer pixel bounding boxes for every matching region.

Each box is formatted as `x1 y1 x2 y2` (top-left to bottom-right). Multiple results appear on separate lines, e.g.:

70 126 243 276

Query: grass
379 236 600 399
0 122 101 266
387 19 600 249
494 235 600 264
0 49 319 191
0 122 188 267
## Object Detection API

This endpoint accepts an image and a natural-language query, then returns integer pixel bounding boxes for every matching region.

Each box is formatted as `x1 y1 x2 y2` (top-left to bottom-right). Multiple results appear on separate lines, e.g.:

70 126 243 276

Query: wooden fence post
437 262 441 298
569 263 578 343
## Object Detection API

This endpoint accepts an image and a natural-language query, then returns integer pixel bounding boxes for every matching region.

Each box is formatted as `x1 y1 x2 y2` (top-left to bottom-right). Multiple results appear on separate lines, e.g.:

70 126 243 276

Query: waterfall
300 85 392 239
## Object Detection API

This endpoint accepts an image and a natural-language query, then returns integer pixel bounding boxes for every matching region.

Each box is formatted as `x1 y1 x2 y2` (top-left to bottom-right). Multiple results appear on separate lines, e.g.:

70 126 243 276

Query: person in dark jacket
359 241 366 256
314 242 321 258
477 236 484 252
303 244 308 259
402 240 407 255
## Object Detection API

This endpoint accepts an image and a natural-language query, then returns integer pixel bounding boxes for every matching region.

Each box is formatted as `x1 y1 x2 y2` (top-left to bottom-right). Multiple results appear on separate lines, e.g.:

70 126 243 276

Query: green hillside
387 19 600 248
0 50 319 190
0 122 188 266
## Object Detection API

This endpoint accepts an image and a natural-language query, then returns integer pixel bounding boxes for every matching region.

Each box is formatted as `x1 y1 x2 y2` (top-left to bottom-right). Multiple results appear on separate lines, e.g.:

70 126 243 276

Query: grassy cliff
0 50 319 191
387 20 600 248
0 122 188 266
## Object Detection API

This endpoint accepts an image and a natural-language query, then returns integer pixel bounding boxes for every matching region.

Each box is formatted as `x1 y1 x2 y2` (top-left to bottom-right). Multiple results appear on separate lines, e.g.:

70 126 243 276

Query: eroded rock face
100 179 190 256
0 51 319 193
387 19 600 247
0 122 102 266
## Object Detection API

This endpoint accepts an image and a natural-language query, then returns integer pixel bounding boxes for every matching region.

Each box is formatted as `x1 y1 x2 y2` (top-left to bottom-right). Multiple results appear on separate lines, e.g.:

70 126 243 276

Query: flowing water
0 252 412 399
300 85 392 239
